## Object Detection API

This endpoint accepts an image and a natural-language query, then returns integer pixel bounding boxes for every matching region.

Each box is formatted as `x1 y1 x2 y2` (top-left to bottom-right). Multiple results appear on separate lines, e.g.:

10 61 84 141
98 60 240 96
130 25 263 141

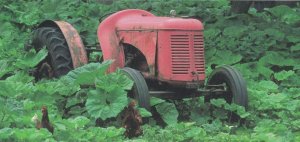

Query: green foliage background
0 0 300 141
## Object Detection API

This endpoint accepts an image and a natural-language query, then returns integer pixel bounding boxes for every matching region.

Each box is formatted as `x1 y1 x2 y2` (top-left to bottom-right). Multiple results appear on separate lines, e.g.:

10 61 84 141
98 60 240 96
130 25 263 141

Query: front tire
121 67 150 110
205 65 248 122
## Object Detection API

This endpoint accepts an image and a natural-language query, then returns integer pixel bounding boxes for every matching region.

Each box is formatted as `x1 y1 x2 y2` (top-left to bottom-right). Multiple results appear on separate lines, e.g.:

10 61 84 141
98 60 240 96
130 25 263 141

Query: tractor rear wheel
205 65 248 122
32 27 73 78
121 67 150 110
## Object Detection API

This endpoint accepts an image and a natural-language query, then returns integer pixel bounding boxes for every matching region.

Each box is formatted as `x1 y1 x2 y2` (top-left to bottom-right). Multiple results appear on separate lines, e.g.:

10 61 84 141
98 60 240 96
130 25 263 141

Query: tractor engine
156 23 205 85
97 9 205 88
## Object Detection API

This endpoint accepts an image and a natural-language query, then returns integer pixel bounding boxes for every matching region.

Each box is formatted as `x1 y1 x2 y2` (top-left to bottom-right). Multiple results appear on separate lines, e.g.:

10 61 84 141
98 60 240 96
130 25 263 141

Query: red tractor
30 9 247 119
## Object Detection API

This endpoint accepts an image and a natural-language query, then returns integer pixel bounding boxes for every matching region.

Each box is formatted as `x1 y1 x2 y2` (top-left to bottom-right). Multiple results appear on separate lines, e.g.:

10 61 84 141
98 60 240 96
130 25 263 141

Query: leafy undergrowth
1 0 300 141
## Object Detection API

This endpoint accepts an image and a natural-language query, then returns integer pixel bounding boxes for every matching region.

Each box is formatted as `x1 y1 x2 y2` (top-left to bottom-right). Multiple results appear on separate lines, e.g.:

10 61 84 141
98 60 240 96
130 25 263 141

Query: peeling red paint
97 9 205 86
118 31 157 76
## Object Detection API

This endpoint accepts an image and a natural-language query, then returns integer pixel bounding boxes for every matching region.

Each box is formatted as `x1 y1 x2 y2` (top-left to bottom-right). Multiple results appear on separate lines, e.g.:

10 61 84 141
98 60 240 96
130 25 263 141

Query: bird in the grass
123 101 143 138
31 106 54 134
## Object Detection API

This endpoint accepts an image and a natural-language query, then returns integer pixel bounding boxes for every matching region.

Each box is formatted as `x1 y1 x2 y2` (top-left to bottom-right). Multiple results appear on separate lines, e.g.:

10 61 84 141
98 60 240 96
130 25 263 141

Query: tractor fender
97 9 155 72
118 32 157 76
38 20 88 68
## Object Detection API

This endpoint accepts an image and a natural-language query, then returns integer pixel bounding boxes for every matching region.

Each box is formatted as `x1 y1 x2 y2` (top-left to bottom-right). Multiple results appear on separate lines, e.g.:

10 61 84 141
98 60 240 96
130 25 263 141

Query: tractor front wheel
205 65 248 122
32 27 73 78
121 67 150 110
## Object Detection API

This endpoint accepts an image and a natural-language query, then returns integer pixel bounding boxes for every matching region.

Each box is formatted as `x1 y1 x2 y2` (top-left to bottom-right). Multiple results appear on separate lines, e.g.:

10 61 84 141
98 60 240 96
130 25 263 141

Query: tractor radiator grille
170 35 190 74
170 32 205 75
194 33 205 74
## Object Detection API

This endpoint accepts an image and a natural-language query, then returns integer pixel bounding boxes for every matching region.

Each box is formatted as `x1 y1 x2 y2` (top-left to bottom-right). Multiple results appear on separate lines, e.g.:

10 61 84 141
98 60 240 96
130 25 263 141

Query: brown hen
31 106 54 134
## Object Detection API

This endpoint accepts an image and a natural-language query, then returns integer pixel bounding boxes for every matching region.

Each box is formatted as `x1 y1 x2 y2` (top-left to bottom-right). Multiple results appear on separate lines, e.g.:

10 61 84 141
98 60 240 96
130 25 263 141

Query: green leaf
266 5 300 25
266 5 294 18
0 128 14 140
95 71 133 92
259 51 296 67
86 89 127 120
204 28 221 38
264 28 285 41
156 102 178 125
150 97 165 106
235 105 250 118
0 60 12 78
291 44 300 52
258 80 278 92
287 36 300 43
210 99 227 108
0 81 33 97
69 116 90 129
210 50 242 65
138 107 152 117
23 99 35 110
274 70 295 81
63 60 113 85
54 122 67 131
6 71 34 83
256 62 273 79
223 26 248 37
15 48 48 69
0 81 17 97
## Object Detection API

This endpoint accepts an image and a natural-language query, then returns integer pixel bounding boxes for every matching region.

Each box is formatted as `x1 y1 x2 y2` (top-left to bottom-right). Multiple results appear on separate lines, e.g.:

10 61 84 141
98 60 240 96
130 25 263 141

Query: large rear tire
32 27 73 77
205 65 248 122
121 67 150 111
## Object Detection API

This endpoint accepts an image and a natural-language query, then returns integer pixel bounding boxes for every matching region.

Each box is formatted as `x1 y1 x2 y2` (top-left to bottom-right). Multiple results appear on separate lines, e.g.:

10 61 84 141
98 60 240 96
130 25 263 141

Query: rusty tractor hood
116 15 203 31
97 9 204 72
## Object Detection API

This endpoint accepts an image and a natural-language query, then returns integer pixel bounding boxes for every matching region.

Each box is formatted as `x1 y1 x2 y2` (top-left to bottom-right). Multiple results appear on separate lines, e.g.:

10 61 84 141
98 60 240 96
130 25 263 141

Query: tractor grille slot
194 33 205 74
170 35 190 74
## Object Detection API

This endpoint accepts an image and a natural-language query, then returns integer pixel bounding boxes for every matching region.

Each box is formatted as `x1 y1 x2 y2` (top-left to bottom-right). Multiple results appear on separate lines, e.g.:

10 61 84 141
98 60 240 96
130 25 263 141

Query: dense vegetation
0 0 300 141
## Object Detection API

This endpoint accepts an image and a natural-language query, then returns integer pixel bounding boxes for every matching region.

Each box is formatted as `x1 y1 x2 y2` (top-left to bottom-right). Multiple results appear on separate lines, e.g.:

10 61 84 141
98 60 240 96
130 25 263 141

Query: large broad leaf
138 107 152 117
69 116 90 129
281 74 300 87
15 48 48 69
6 71 34 83
209 50 242 66
0 81 17 97
150 97 165 106
35 78 80 97
0 60 13 78
95 70 133 92
234 62 259 79
0 128 14 140
258 93 287 110
210 98 227 108
256 62 273 79
156 102 179 125
264 28 285 41
86 69 133 120
291 44 300 52
86 89 127 120
13 128 53 141
61 60 113 85
259 51 296 67
287 36 300 43
0 81 34 98
204 28 221 39
266 5 300 25
274 70 295 81
223 26 248 37
257 80 278 92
